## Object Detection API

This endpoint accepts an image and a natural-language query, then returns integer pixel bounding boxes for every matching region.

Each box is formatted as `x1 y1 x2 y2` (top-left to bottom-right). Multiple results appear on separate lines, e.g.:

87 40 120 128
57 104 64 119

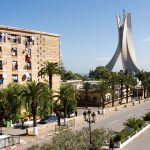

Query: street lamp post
83 109 96 149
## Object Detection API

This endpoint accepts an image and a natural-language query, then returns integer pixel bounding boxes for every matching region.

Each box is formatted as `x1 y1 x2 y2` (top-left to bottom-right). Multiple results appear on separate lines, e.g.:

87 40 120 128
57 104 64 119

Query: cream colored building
0 25 61 91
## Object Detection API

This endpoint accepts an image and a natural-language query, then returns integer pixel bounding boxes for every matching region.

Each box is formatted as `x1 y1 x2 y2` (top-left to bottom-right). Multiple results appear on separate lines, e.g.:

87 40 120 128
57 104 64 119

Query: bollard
132 102 134 106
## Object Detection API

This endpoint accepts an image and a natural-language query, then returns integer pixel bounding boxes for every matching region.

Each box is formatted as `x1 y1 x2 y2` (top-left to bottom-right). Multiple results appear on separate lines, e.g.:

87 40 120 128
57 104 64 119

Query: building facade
0 25 60 91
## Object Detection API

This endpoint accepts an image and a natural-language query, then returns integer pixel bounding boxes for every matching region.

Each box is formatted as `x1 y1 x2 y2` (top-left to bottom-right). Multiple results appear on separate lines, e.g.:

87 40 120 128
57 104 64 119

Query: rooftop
0 25 60 37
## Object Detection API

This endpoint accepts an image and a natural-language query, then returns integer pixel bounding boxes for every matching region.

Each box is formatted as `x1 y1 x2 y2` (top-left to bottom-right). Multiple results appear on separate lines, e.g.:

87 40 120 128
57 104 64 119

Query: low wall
117 123 150 149
27 121 57 135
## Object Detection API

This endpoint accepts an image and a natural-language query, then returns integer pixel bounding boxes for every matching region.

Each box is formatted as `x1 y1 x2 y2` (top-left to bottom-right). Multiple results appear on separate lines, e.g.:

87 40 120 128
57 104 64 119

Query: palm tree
124 75 136 103
82 82 93 107
109 72 117 107
38 61 61 89
117 70 126 104
95 80 110 114
21 81 47 135
56 83 77 125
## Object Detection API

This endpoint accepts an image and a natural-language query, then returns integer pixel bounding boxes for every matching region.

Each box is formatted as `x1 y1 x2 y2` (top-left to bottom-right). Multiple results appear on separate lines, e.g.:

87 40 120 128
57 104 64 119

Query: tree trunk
126 85 129 103
64 100 67 126
31 101 38 136
33 114 38 136
112 84 115 107
120 83 123 104
102 94 105 114
49 75 52 89
144 86 146 99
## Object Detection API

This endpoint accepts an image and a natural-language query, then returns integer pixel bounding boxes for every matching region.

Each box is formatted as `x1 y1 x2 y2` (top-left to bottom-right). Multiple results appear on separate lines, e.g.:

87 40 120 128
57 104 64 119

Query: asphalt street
4 100 150 150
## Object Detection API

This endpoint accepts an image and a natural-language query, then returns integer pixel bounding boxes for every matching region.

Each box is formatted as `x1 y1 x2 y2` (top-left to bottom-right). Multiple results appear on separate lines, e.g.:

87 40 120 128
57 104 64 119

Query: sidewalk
1 98 149 150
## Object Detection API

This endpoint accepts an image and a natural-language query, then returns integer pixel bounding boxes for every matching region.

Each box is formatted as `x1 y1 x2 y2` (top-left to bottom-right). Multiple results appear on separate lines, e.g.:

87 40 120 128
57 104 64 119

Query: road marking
109 120 119 124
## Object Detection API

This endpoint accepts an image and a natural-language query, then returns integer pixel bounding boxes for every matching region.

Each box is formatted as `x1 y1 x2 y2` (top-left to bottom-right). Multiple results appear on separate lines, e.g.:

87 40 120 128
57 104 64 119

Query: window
25 54 31 62
12 61 18 70
0 33 5 42
0 47 2 57
11 47 17 56
7 34 21 44
93 97 97 101
27 73 32 81
0 74 3 84
26 62 32 70
12 74 18 82
0 60 2 70
25 36 34 45
26 48 31 55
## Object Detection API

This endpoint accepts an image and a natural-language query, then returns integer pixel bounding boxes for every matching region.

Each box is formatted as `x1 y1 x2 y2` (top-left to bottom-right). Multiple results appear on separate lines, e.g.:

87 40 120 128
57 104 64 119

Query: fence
55 119 75 132
0 135 20 149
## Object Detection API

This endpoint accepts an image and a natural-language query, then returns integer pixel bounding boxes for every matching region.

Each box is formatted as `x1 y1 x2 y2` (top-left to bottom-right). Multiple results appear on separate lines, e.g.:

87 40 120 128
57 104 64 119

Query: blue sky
1 0 150 74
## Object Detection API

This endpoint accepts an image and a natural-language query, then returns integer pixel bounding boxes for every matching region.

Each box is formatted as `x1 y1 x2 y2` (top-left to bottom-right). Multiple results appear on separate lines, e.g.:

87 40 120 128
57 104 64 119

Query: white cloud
142 36 150 43
94 57 109 62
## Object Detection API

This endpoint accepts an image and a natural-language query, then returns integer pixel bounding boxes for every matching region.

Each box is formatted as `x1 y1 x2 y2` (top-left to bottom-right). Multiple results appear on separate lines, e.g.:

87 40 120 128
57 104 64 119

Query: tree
21 81 47 135
82 82 93 107
4 83 23 123
55 83 77 125
124 75 136 103
27 128 112 150
95 66 110 80
38 88 53 118
38 61 61 89
117 70 126 104
95 80 110 114
109 72 117 107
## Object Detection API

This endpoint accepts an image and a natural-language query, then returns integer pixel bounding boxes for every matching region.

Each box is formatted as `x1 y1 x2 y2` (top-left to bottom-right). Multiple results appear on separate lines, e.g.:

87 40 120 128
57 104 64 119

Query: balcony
25 54 31 62
12 61 18 70
11 48 17 56
0 33 5 43
12 74 18 82
0 60 3 70
25 36 34 46
8 34 21 44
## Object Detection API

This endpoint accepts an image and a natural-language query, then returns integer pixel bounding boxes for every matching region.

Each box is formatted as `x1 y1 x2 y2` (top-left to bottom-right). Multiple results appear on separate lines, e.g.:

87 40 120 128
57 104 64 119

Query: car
39 115 58 124
67 112 76 118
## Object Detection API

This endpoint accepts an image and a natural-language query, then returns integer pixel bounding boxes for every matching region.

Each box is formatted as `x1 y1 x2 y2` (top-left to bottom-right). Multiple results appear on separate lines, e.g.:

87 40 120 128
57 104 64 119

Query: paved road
76 100 150 132
122 127 150 150
3 99 150 149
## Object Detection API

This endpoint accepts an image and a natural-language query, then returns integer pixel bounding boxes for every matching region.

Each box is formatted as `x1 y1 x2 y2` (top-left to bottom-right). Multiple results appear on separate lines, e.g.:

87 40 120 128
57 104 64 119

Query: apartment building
0 25 61 91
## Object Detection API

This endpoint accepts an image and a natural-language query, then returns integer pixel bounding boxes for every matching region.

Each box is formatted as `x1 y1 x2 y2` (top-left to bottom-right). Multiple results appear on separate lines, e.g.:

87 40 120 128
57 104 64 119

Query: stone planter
114 124 150 149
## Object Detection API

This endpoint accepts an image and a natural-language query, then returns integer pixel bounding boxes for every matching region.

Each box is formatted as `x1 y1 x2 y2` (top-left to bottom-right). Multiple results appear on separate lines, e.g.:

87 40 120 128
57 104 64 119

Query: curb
117 123 150 149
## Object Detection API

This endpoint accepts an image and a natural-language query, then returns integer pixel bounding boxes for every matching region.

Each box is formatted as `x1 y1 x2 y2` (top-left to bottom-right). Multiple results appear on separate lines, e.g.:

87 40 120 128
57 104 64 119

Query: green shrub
113 134 121 143
136 118 145 128
27 145 40 150
123 117 144 131
143 112 150 121
27 128 112 150
113 127 134 143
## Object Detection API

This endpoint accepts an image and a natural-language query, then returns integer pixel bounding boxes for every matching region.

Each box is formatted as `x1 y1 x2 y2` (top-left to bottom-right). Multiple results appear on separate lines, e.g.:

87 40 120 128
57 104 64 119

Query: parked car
39 115 58 124
67 112 76 118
